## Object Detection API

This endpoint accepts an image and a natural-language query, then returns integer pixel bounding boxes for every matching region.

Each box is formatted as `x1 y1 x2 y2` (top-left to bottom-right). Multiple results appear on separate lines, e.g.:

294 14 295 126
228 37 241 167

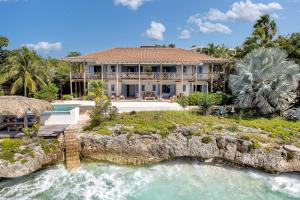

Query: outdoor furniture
143 92 156 100
7 124 23 132
119 95 125 100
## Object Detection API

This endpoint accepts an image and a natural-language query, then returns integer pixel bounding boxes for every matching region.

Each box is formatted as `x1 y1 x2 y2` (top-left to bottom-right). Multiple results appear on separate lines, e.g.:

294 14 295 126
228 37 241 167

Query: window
183 66 187 73
111 66 116 72
197 66 203 74
152 85 156 92
111 84 115 92
183 85 186 92
141 85 145 92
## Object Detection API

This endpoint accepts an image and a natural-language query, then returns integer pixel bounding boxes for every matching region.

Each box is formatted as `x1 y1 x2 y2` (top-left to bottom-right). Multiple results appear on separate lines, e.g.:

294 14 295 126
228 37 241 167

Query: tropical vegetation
229 48 300 116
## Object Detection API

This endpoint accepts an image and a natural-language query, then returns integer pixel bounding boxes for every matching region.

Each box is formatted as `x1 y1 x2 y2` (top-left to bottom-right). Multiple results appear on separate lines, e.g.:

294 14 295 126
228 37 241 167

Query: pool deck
53 100 183 113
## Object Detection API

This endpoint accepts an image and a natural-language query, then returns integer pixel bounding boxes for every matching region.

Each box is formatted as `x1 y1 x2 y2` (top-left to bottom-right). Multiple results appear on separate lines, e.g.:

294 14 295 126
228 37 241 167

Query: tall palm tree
229 48 300 115
0 47 51 96
253 14 277 47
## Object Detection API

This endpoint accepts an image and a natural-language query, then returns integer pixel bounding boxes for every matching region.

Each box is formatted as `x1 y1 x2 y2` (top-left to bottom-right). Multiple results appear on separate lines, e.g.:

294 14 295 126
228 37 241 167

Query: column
138 62 141 100
83 62 86 96
101 64 104 81
70 65 73 97
160 63 163 99
210 63 214 93
116 63 119 97
181 63 184 96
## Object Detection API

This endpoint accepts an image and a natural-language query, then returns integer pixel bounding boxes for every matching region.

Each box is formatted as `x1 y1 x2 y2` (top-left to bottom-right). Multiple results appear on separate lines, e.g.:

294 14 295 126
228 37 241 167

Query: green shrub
210 93 230 105
108 106 118 120
250 140 260 150
34 83 58 102
63 94 73 100
0 89 4 96
0 139 23 162
287 151 296 161
82 95 89 100
98 128 112 135
189 92 206 105
198 94 214 115
201 136 212 144
40 139 59 154
177 96 189 107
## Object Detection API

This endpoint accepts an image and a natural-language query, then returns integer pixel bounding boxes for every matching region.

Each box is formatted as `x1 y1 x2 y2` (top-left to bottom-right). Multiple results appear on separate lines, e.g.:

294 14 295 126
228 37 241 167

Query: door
127 85 136 97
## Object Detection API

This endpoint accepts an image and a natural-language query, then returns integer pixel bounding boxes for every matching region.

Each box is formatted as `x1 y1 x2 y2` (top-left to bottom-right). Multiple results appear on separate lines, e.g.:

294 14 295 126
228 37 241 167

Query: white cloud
145 21 166 41
22 42 62 52
207 0 282 22
178 29 191 39
188 15 232 34
114 0 148 10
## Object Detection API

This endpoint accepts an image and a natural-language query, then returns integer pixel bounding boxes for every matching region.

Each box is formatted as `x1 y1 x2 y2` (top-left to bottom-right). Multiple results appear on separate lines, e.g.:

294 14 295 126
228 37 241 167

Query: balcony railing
71 72 219 81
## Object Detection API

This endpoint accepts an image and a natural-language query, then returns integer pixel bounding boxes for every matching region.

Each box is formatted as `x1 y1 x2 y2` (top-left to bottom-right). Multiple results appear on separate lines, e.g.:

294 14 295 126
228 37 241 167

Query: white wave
249 171 300 198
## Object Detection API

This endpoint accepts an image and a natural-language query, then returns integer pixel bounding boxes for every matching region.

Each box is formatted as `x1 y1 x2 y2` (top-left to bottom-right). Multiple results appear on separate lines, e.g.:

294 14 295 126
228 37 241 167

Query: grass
40 139 60 154
90 110 300 147
0 139 35 162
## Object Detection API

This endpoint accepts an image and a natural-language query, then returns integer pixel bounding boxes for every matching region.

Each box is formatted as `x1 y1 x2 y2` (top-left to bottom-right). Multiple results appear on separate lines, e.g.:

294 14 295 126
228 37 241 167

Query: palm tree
0 47 51 96
88 80 107 99
253 14 277 47
229 48 300 115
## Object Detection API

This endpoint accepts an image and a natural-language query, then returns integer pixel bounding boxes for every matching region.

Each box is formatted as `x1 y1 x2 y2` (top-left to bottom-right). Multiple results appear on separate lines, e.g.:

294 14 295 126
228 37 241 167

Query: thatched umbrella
0 96 53 127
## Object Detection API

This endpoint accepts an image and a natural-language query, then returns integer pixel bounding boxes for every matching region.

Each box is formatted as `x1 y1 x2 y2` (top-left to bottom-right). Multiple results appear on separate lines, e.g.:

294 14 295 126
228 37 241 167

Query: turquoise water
53 105 76 112
0 160 299 200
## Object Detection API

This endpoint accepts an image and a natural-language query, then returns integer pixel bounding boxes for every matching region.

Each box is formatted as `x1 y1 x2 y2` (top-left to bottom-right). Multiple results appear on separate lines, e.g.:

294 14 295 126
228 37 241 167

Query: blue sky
1 0 299 58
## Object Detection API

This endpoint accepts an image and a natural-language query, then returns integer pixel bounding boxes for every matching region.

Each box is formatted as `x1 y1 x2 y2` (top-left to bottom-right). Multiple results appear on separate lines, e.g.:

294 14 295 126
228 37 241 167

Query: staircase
64 126 81 171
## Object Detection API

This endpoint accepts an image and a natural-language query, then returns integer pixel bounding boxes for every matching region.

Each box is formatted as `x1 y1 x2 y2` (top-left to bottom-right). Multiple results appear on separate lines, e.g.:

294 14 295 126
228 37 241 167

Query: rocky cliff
0 141 64 178
80 132 300 173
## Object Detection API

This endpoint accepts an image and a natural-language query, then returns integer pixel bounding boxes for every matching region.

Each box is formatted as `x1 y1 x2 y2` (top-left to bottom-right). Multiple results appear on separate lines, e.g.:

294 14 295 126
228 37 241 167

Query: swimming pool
40 104 80 125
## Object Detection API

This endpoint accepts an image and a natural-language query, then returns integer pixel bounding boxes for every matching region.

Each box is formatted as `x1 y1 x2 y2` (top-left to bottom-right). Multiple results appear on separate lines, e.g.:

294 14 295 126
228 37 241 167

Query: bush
250 140 260 150
108 106 118 120
201 136 212 144
177 96 189 107
198 94 214 115
34 83 58 102
0 89 4 96
177 92 231 107
210 93 231 105
63 94 73 100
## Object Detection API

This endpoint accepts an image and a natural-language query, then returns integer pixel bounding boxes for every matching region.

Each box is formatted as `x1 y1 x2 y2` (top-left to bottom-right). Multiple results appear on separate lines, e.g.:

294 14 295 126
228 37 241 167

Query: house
65 47 227 99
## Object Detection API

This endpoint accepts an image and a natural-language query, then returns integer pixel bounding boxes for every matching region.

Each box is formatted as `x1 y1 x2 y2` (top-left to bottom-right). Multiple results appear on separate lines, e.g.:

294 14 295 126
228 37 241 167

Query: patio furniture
119 95 125 100
7 124 23 132
143 92 156 100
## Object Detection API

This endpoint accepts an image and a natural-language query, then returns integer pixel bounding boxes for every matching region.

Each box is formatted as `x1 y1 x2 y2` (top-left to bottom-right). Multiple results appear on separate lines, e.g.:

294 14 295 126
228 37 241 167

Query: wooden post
101 64 104 81
116 63 119 97
160 63 163 99
83 62 86 96
195 65 198 82
138 62 141 100
181 63 184 96
210 63 214 93
70 65 73 97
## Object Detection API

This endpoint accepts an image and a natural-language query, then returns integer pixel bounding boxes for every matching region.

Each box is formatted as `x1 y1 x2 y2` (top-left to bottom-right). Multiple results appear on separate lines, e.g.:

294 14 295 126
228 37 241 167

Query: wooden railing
72 72 218 81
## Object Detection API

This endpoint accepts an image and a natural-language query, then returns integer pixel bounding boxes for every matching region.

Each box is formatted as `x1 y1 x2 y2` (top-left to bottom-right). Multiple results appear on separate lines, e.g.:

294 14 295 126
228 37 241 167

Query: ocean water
0 160 299 200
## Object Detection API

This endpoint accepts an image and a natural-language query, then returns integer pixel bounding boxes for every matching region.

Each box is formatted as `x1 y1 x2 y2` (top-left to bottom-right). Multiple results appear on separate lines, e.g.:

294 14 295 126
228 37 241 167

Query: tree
0 36 9 64
229 48 300 115
0 47 51 96
237 15 278 58
276 33 300 64
88 80 107 99
66 51 81 57
34 83 58 102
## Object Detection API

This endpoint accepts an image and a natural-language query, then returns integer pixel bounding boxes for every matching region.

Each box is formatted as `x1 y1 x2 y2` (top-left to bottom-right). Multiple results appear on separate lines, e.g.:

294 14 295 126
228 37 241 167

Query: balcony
71 72 219 81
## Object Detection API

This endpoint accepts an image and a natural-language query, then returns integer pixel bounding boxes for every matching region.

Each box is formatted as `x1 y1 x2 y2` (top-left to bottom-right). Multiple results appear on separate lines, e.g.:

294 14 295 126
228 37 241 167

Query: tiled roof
66 48 226 64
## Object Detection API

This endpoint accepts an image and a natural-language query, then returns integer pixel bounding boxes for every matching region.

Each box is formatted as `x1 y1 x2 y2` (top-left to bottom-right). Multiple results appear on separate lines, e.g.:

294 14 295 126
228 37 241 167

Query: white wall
40 107 80 125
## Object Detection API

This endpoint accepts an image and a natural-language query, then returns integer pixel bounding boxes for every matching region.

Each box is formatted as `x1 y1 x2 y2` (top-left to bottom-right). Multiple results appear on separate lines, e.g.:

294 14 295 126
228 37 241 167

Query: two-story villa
66 47 227 99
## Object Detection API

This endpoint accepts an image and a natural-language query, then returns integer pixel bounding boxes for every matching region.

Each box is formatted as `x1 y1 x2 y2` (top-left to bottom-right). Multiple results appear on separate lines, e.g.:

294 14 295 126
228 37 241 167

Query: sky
1 0 300 58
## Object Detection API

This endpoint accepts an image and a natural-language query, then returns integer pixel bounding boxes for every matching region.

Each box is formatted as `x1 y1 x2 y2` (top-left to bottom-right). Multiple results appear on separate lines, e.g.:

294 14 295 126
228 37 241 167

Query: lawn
89 110 300 147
